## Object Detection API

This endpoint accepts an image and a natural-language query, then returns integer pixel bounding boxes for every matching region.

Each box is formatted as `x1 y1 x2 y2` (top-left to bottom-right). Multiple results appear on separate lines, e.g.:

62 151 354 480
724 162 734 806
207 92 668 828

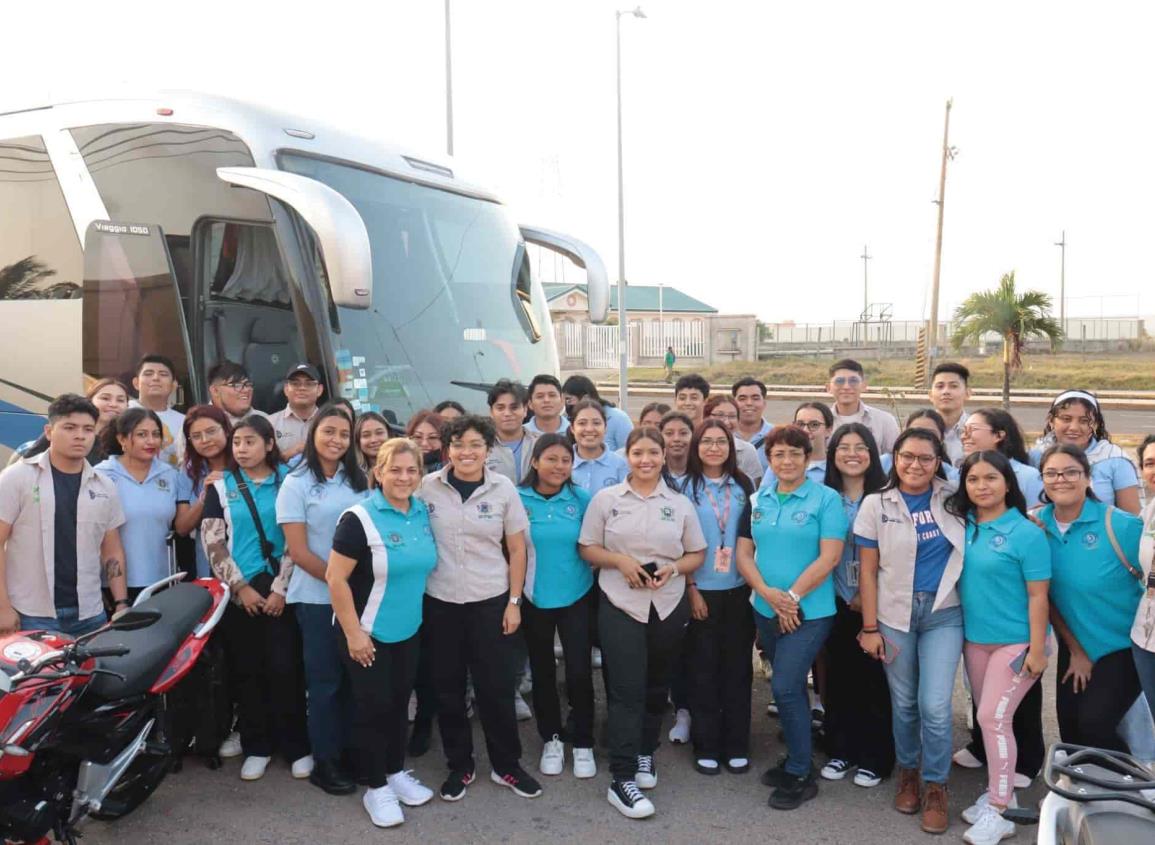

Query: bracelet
114 598 131 607
860 627 879 634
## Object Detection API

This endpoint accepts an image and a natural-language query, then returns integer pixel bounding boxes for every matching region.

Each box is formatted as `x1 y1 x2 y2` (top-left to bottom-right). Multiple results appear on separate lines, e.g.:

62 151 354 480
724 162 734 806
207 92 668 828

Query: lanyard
702 479 732 542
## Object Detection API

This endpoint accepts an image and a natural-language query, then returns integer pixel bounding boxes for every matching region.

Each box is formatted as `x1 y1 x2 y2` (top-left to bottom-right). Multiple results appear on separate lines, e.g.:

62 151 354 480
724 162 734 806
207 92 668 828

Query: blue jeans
19 607 106 637
754 611 834 777
1134 645 1155 729
294 603 352 763
879 594 963 784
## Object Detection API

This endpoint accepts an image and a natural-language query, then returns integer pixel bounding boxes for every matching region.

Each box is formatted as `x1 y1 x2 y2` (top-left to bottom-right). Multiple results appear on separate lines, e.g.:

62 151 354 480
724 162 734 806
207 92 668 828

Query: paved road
624 395 1155 436
82 668 1063 845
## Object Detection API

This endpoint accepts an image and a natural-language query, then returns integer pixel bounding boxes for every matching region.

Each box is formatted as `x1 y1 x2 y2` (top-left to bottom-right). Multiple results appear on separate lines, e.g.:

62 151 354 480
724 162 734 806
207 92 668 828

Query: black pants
599 590 691 781
341 630 421 788
686 585 754 761
822 597 895 775
223 602 309 761
522 589 595 747
413 622 438 726
966 674 1045 777
424 592 521 774
1056 642 1141 752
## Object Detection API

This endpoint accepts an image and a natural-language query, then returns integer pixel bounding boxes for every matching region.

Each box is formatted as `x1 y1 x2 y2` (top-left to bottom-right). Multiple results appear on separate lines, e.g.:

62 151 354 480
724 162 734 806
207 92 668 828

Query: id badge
714 546 732 574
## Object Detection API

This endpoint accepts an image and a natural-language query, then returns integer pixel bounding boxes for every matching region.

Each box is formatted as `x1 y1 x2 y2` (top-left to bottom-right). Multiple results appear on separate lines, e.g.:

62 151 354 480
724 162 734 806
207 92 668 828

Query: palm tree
951 271 1064 408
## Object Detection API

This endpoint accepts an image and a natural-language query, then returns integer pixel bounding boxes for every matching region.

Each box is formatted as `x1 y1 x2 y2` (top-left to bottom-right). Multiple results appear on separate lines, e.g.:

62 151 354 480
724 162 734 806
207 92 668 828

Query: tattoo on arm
102 558 123 580
201 518 247 589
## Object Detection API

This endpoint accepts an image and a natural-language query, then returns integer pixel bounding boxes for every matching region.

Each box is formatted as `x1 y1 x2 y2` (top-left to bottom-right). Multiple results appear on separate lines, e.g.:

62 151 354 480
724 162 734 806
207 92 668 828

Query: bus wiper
450 380 494 393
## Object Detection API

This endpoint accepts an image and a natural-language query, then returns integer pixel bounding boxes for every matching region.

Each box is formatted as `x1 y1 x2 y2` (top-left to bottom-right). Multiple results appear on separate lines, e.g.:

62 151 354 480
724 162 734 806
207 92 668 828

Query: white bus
0 91 608 456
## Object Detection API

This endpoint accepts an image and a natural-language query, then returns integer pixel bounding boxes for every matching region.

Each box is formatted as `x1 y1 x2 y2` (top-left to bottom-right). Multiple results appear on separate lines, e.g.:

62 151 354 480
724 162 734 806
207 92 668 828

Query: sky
5 0 1155 324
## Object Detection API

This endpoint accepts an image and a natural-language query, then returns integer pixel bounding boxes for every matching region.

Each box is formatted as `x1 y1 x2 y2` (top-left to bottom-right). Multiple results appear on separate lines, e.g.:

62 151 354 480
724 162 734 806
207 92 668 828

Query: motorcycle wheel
87 747 173 821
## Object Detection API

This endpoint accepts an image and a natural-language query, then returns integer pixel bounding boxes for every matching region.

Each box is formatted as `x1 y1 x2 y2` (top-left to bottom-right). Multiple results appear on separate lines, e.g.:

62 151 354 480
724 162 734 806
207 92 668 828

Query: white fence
556 319 708 368
761 317 1143 346
639 319 705 358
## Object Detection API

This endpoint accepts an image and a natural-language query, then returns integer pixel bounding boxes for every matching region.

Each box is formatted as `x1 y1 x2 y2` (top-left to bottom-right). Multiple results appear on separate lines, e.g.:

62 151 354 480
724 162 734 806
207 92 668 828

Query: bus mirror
216 167 372 310
518 226 610 324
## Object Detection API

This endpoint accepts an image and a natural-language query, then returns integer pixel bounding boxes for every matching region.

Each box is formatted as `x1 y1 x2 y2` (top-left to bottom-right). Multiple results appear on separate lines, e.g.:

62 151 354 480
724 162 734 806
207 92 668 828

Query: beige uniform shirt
1131 499 1155 652
417 465 530 604
485 430 539 486
853 478 964 632
0 451 125 619
833 401 901 455
579 478 707 623
734 437 764 486
269 406 319 455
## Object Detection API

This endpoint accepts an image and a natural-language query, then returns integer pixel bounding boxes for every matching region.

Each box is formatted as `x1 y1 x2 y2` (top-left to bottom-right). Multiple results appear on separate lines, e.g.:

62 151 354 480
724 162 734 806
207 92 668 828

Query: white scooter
1004 743 1155 844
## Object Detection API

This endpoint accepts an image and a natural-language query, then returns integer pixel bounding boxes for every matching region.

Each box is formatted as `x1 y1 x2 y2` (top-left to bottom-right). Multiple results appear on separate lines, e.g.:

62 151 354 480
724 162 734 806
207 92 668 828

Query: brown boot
894 767 920 814
920 782 949 834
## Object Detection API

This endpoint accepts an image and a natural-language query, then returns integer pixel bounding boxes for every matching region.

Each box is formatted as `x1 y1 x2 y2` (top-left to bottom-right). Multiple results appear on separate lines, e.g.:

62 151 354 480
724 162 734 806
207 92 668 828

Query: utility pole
445 0 454 156
1054 230 1066 335
860 244 872 317
927 98 954 359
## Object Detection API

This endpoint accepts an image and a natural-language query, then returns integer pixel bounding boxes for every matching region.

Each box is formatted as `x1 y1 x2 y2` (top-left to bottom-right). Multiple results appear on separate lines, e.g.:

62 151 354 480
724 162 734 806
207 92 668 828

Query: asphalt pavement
80 666 1063 845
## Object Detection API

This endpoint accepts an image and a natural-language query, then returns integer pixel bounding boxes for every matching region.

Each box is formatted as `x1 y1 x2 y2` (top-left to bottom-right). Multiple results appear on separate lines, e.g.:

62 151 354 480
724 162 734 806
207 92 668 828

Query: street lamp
616 5 645 410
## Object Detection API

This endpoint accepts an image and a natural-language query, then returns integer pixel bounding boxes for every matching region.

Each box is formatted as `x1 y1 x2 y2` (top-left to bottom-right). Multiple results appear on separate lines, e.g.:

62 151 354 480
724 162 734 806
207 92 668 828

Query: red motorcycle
0 574 228 845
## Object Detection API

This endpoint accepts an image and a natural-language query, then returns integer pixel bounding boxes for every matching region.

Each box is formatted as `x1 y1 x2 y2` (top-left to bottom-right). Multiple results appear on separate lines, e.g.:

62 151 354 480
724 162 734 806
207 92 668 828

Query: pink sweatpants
964 642 1039 805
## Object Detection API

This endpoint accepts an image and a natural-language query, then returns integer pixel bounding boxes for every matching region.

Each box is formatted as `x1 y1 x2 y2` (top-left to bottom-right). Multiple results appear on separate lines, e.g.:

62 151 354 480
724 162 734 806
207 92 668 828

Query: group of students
1 355 1154 842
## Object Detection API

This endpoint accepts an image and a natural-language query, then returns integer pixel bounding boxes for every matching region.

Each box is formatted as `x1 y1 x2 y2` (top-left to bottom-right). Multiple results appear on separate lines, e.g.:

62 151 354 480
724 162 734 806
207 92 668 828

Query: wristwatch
509 596 521 607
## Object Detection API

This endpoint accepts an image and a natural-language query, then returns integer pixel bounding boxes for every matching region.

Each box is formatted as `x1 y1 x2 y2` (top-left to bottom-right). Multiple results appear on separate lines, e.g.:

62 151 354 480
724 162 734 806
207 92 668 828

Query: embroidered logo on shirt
989 534 1007 550
426 503 436 515
792 511 810 524
660 506 675 522
611 508 620 517
87 489 108 500
309 484 325 499
227 490 240 502
387 532 404 546
478 502 492 515
156 478 169 491
564 504 579 517
1081 531 1099 549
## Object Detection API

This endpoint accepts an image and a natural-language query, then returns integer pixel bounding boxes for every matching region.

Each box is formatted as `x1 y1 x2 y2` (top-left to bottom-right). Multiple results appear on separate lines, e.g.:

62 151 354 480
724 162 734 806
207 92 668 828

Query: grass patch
627 353 1155 391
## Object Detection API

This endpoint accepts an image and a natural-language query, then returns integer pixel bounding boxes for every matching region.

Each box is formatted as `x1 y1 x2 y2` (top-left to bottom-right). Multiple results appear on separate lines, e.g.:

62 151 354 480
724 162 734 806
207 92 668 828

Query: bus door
82 220 196 405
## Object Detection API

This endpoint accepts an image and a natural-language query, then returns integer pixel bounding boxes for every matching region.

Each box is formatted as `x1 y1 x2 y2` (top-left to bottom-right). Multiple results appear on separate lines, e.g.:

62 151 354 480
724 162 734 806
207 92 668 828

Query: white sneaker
539 735 565 776
821 758 852 780
962 791 1018 825
953 747 984 769
635 754 657 789
514 692 533 721
290 754 314 779
962 803 1016 845
573 747 596 779
591 647 603 668
363 785 404 828
608 779 655 819
387 770 434 807
240 756 270 781
853 767 882 788
408 691 418 723
218 731 242 759
668 709 691 744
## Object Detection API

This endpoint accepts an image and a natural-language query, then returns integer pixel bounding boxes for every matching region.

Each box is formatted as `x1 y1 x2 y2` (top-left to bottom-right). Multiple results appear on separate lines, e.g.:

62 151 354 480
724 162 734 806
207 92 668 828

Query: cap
285 363 322 382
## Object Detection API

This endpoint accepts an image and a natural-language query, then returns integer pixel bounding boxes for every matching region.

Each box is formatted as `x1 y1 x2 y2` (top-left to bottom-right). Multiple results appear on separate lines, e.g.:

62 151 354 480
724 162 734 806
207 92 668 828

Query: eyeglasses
961 424 993 437
449 439 486 452
1054 414 1094 428
835 444 870 454
832 376 863 387
1041 468 1085 482
189 426 224 443
896 451 938 467
699 438 730 449
794 420 827 431
769 449 806 461
223 380 253 391
710 412 738 422
411 434 442 446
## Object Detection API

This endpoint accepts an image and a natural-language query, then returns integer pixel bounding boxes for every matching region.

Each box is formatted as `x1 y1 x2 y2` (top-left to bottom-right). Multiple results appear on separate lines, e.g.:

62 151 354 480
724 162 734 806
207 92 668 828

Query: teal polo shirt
1037 498 1144 662
202 467 286 582
958 508 1051 644
519 484 593 609
331 491 437 643
739 478 847 620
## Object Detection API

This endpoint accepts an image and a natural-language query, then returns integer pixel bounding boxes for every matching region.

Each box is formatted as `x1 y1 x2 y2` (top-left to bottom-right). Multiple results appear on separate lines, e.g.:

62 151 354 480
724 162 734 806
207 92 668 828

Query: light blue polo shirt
95 457 179 588
958 509 1051 644
277 465 369 605
758 460 828 491
331 492 437 643
572 447 629 493
204 467 286 582
741 420 773 471
1037 498 1144 662
833 493 864 604
1010 458 1044 506
176 467 211 578
684 475 748 592
603 405 635 452
519 484 593 608
525 415 570 436
743 478 847 620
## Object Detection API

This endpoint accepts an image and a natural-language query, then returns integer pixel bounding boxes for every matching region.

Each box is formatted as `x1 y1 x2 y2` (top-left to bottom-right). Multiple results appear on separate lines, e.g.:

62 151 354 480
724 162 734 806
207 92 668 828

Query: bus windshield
279 153 555 420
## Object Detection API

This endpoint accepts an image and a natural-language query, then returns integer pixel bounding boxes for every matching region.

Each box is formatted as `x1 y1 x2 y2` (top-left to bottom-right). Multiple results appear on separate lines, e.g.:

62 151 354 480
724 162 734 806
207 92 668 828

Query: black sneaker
760 757 790 787
439 769 475 801
635 754 657 789
608 779 655 819
490 766 542 798
769 772 819 810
